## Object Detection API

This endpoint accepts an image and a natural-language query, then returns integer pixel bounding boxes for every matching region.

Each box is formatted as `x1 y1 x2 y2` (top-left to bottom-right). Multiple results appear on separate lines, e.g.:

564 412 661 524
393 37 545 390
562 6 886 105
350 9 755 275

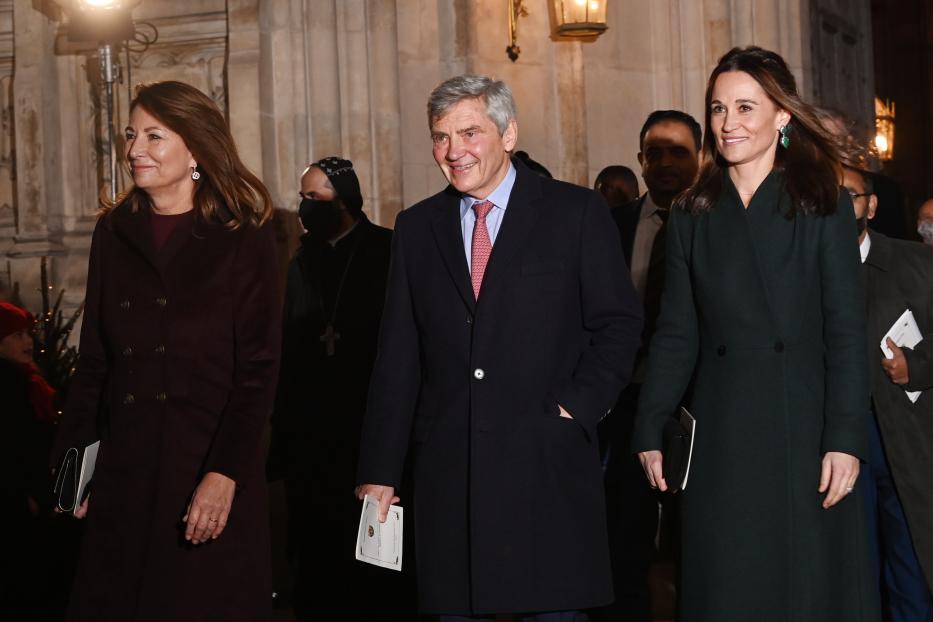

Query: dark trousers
285 475 418 621
439 612 589 621
596 383 660 622
862 414 933 622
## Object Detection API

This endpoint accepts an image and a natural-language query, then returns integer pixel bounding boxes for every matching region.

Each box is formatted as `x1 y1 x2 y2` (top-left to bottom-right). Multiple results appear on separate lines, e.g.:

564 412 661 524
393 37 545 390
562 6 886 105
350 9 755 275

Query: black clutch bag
53 441 100 513
662 407 696 493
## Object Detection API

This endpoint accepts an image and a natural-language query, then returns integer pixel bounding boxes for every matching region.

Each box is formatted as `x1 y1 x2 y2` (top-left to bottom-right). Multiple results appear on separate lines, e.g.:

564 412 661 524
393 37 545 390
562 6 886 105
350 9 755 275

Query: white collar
859 232 871 264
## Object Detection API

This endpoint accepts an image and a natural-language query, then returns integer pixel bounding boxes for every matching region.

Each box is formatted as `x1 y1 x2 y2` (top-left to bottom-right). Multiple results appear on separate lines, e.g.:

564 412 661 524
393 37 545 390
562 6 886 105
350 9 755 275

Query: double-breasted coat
356 160 644 615
633 171 880 621
52 202 281 622
863 229 933 593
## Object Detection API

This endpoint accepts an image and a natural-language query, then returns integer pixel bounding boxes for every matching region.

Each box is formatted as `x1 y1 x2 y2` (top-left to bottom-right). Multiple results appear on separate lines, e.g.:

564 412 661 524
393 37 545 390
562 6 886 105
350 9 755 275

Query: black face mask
299 199 341 238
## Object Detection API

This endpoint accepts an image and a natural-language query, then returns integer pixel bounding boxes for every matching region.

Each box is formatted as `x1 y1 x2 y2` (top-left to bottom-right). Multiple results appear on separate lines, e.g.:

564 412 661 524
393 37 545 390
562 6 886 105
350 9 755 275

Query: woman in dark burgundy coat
52 81 281 622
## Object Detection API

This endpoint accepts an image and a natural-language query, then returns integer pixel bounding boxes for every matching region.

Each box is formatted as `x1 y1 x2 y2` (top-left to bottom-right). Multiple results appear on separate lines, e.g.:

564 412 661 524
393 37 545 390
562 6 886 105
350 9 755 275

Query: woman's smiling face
124 105 197 195
710 70 790 168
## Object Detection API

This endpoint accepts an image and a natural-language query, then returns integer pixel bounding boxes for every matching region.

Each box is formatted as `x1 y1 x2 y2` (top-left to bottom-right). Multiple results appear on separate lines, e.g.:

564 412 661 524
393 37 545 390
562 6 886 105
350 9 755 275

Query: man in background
601 109 701 622
267 157 410 620
847 165 933 622
595 165 640 209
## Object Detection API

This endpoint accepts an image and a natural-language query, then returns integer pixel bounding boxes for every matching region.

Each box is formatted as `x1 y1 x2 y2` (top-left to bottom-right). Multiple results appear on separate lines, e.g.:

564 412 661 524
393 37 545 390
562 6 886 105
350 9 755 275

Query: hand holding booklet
355 494 403 571
881 309 924 404
662 407 696 493
53 440 99 514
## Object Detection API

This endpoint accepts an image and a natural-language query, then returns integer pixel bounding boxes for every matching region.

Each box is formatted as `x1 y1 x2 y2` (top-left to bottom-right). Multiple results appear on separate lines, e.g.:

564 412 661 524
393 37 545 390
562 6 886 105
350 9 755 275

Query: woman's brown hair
107 81 273 227
680 47 844 217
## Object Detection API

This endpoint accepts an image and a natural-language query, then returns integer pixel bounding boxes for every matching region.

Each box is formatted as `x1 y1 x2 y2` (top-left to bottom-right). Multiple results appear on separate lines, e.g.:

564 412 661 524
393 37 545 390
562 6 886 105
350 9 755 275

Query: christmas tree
32 257 84 403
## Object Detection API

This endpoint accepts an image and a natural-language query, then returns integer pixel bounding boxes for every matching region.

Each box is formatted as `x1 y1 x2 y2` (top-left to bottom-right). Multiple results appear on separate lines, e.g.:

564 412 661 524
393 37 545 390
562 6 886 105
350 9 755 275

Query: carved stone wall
0 1 14 260
0 0 877 314
583 0 826 184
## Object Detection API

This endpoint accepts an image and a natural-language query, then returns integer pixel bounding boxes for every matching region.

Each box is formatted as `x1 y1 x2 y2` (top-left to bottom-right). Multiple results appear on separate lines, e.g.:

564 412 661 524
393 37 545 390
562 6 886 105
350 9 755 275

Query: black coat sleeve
903 249 933 393
554 192 643 434
818 195 869 459
356 211 421 490
266 254 309 481
632 206 700 452
204 222 282 484
51 222 109 466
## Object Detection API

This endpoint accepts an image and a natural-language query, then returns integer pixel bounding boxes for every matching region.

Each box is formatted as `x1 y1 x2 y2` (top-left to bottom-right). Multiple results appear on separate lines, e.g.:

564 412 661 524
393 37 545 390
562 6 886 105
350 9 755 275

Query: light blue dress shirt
459 163 517 272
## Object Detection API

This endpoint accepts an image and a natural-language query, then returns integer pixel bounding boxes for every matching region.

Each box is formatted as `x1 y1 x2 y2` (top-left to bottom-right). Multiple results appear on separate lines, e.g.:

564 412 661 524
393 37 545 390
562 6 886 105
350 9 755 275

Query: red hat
0 301 34 342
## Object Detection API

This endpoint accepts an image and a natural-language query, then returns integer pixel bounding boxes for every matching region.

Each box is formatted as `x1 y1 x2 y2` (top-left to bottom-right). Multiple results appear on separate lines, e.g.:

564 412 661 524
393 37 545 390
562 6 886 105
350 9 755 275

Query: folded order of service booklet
881 308 924 404
356 494 403 571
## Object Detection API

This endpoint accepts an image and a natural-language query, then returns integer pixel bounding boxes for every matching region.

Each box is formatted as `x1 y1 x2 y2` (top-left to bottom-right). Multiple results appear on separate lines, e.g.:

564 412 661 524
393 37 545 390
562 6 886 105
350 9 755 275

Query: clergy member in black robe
267 157 406 620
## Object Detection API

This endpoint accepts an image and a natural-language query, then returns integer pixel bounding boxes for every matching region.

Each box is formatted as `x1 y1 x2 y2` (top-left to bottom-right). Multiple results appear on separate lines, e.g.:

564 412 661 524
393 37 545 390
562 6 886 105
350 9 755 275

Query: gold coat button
123 393 135 405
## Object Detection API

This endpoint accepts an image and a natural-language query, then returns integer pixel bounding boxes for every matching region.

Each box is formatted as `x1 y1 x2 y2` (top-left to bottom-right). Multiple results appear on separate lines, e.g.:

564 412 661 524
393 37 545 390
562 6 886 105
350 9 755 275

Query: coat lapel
160 212 233 281
110 202 161 276
477 162 542 304
719 172 783 332
430 186 476 313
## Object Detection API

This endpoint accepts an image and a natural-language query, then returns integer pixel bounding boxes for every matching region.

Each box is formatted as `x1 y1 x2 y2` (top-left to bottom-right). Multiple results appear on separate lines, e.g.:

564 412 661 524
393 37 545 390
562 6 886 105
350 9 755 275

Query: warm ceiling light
54 0 143 42
55 0 143 13
552 0 609 37
77 0 142 8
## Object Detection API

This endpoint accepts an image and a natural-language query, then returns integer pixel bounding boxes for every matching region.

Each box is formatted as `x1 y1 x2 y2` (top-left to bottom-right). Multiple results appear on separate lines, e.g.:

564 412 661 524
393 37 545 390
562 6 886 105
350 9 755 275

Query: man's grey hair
427 75 517 135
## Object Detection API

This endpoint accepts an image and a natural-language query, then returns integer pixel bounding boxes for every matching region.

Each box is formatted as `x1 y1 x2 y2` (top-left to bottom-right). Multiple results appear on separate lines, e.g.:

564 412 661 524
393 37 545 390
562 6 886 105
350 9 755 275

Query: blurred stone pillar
11 1 64 258
9 1 65 309
227 0 264 178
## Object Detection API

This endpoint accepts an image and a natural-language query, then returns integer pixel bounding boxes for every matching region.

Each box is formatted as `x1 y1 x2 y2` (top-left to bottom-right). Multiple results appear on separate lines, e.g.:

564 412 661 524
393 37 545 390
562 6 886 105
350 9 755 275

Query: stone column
365 0 403 225
10 1 64 258
9 1 65 309
257 0 309 208
227 0 264 177
0 1 15 259
552 40 589 185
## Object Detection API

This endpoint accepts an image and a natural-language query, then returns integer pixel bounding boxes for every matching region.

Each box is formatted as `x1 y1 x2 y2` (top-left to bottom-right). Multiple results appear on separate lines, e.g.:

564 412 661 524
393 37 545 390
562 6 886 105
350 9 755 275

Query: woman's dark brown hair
108 81 273 227
681 46 844 217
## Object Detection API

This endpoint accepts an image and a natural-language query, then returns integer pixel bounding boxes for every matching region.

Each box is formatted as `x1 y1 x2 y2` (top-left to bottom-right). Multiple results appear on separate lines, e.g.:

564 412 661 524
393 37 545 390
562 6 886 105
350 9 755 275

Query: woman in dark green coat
633 47 880 621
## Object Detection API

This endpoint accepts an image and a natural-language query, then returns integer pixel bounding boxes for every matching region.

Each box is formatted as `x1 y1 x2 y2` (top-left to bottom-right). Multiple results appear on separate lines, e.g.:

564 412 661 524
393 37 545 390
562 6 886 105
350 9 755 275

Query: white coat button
473 368 485 380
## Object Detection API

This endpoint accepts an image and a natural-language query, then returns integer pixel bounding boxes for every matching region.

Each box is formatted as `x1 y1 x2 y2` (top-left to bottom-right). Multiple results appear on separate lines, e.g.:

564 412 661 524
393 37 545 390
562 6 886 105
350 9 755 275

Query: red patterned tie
471 200 494 299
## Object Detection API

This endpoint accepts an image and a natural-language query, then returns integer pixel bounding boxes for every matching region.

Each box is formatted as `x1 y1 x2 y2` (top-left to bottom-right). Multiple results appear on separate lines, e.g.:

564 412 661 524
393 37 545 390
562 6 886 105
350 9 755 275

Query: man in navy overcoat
356 75 643 620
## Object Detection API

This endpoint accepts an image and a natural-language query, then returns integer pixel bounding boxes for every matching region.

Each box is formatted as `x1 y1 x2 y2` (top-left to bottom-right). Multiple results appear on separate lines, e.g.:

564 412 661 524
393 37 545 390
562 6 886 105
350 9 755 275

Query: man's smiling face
430 97 517 199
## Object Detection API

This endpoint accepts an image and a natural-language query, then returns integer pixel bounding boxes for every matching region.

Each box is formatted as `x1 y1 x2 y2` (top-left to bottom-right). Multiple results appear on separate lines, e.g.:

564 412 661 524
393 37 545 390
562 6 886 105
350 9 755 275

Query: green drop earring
779 124 790 148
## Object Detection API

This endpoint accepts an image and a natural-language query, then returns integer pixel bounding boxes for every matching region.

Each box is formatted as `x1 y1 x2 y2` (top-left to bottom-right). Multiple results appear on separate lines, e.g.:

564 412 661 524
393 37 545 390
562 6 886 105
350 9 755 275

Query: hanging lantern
874 97 895 161
53 0 143 42
552 0 609 37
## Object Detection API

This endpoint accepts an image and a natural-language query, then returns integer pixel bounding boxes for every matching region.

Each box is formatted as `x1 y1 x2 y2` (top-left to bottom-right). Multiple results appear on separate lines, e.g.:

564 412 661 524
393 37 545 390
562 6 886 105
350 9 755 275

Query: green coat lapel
703 172 780 335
